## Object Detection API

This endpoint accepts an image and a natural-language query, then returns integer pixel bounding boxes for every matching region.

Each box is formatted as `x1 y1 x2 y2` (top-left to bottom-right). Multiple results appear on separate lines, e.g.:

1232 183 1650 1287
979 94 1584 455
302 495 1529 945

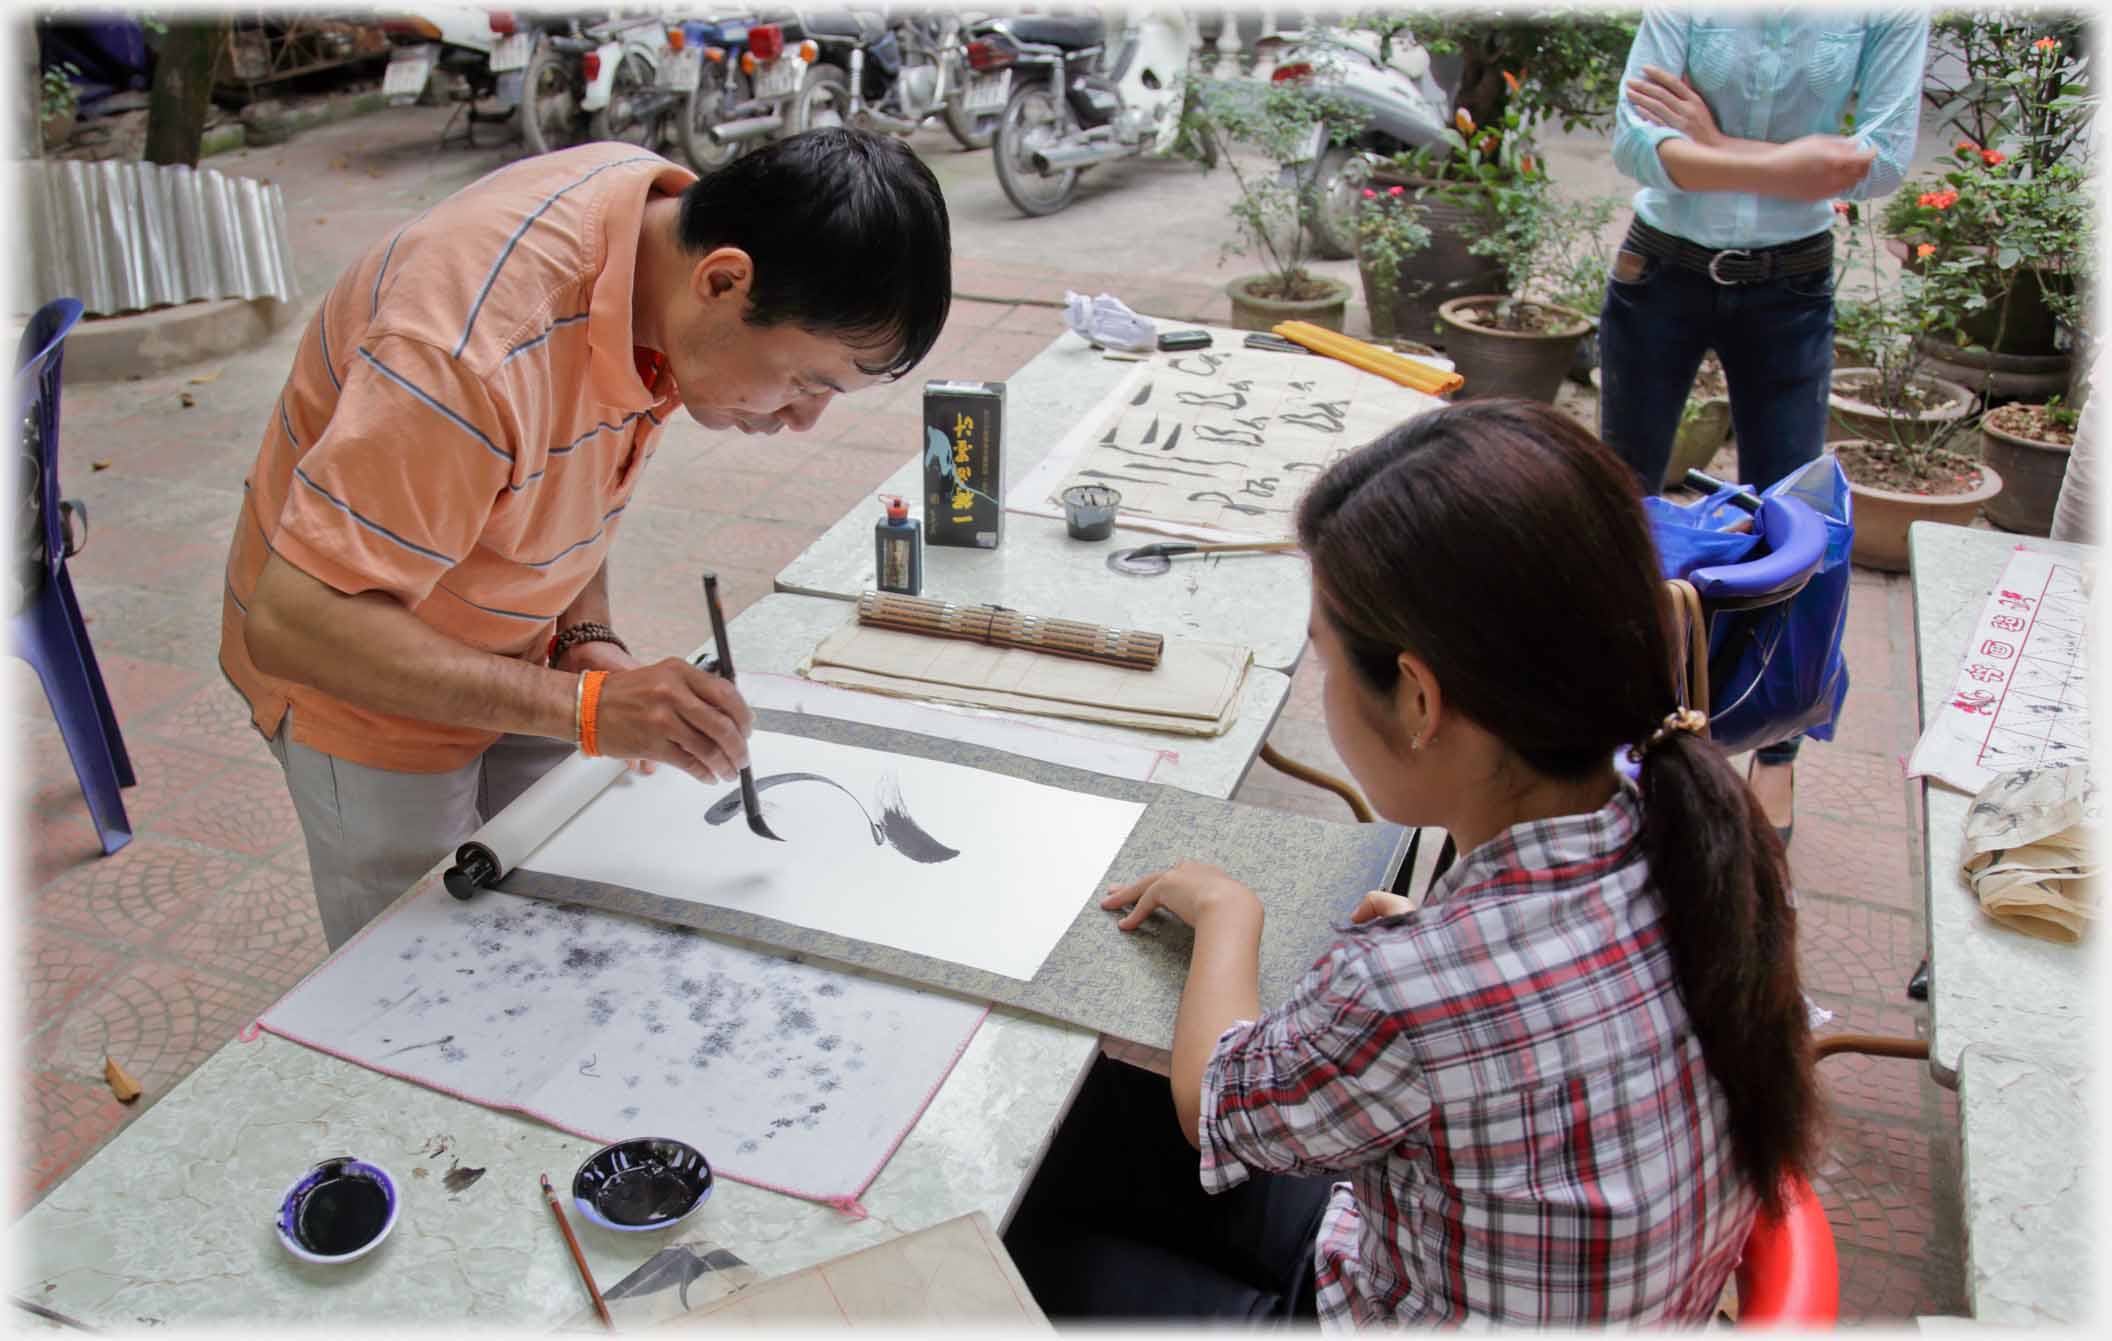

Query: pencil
541 1172 613 1331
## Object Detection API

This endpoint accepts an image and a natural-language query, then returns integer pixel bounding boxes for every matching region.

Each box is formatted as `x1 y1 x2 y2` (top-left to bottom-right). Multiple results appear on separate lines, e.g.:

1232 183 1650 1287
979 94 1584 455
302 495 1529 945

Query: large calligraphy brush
701 570 782 841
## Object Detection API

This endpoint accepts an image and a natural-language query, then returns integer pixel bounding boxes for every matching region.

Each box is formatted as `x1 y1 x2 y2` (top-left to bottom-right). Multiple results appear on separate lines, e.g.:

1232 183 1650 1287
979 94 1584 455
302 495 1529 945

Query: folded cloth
1063 291 1158 353
1962 763 2100 944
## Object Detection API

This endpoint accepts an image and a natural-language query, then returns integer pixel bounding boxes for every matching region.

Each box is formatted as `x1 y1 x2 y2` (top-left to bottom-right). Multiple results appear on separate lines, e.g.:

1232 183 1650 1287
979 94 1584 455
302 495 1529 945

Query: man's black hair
676 128 951 380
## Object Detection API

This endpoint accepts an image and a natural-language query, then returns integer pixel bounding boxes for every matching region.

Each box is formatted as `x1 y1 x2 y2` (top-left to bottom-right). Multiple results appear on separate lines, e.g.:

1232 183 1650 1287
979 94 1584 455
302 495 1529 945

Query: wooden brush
856 591 1164 670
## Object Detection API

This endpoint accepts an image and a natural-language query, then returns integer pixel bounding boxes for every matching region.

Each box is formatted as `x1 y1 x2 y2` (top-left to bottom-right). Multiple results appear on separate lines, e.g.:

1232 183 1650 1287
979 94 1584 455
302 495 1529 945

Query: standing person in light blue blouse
1599 9 1929 844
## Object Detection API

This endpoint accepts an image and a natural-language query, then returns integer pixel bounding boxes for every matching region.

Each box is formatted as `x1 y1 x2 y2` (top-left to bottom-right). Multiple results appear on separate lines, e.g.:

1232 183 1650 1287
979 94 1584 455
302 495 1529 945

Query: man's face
663 254 891 436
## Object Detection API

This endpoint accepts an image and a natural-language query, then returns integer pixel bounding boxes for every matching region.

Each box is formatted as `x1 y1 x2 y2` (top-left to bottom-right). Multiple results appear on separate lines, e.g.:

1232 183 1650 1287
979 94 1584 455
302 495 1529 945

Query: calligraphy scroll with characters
1908 548 2093 794
1008 346 1449 543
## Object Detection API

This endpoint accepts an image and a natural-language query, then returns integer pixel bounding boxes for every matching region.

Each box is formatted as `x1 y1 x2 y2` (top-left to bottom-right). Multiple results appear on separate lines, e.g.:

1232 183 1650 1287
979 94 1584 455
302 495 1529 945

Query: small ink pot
1062 484 1122 541
573 1137 713 1233
275 1157 399 1264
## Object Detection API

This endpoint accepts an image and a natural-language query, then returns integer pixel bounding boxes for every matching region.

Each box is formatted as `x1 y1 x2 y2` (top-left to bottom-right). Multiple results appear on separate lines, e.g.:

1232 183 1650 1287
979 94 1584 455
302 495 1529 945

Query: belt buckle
1707 248 1753 286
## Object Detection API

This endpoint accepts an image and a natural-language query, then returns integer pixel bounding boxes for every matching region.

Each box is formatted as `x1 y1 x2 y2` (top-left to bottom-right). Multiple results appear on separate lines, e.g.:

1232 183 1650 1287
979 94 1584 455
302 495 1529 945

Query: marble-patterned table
1907 522 2097 1327
773 325 1320 673
1907 523 2097 1084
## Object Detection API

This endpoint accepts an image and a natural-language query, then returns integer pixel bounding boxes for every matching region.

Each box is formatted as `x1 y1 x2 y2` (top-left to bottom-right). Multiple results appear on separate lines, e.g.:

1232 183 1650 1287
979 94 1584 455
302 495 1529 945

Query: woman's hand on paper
594 658 755 786
1102 862 1262 932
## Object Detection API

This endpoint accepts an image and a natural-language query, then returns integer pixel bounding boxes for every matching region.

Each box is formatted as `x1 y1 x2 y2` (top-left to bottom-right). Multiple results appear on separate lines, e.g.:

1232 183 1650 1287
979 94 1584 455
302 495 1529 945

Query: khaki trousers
267 714 571 950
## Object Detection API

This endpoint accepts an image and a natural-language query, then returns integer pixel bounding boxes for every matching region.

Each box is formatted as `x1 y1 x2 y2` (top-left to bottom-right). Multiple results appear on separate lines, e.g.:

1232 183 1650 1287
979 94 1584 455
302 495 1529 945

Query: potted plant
1333 10 1632 344
1981 396 2080 535
1422 88 1595 403
1353 183 1433 343
1826 202 2000 572
1880 17 2093 387
1181 76 1363 333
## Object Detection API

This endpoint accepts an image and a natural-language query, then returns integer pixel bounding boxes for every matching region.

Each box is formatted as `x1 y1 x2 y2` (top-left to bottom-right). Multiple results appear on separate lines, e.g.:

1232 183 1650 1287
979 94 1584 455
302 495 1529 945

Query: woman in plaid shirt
1006 400 1821 1325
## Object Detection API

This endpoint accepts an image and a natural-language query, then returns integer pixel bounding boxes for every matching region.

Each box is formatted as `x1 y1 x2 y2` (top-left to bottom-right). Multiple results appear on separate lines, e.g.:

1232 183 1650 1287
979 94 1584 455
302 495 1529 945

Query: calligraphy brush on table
702 570 782 841
540 1173 613 1331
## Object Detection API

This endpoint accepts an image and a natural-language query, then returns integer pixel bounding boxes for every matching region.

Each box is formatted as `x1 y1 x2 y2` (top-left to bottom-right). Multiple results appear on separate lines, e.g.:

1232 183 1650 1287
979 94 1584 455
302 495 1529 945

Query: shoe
1747 757 1794 849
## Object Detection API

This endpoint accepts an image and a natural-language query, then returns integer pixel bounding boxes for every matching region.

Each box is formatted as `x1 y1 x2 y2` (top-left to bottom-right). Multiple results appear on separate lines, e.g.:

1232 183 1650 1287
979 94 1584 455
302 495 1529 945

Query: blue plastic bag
1643 456 1855 756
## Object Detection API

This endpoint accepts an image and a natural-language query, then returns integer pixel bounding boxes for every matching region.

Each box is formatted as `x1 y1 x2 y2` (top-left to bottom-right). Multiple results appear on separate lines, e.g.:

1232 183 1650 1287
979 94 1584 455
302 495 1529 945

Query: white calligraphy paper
260 882 987 1204
1907 549 2092 794
521 732 1146 981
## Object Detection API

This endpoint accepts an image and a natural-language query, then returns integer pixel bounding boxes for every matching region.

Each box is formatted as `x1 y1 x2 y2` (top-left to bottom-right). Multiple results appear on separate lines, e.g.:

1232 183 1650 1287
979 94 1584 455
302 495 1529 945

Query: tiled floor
12 106 1964 1321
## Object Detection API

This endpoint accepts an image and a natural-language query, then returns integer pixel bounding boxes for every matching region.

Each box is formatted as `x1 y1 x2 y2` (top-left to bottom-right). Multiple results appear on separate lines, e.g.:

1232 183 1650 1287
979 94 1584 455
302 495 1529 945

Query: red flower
1520 154 1536 175
1920 189 1960 211
1455 108 1475 135
1982 149 2007 166
1362 188 1377 199
1917 243 1936 258
2035 36 2060 52
1503 70 1521 94
1957 138 1979 153
1833 201 1852 215
1388 185 1405 196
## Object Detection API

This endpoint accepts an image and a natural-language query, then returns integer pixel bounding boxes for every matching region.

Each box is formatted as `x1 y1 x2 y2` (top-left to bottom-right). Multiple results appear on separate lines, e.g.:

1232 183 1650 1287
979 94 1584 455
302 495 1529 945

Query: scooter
579 12 681 147
674 16 821 169
379 6 535 143
982 8 1193 217
795 9 1012 150
1258 25 1453 259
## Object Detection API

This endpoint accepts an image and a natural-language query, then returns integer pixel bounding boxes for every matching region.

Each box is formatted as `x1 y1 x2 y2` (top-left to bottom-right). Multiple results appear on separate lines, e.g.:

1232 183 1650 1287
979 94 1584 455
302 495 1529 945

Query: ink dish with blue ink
574 1137 712 1232
275 1157 399 1264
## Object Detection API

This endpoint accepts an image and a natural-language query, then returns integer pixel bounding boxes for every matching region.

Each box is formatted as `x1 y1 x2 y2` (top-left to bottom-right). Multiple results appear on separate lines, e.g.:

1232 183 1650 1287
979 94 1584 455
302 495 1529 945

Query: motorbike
1257 26 1452 259
793 9 1013 151
674 15 820 171
518 12 702 156
979 9 1193 218
379 6 536 142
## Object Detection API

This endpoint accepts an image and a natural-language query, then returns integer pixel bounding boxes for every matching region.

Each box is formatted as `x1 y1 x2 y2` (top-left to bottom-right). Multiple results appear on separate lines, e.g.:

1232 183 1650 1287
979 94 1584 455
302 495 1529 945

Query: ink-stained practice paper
259 883 987 1205
521 732 1148 981
1007 348 1447 542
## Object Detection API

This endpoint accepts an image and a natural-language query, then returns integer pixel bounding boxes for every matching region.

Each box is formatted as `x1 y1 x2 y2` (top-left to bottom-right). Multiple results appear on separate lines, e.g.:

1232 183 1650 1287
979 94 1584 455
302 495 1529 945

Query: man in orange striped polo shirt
222 130 951 948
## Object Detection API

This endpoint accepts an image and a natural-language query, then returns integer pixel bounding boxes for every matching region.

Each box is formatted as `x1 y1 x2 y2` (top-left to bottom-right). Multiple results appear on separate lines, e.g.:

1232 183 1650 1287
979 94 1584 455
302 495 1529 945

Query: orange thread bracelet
578 670 608 757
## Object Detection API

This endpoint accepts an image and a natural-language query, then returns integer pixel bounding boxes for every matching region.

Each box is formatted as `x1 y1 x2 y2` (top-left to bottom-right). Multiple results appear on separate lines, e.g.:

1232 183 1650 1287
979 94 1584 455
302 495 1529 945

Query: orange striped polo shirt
221 144 696 773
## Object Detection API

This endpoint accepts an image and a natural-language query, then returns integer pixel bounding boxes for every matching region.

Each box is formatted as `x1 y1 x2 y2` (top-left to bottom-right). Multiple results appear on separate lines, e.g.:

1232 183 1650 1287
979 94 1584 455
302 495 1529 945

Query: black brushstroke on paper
704 772 959 863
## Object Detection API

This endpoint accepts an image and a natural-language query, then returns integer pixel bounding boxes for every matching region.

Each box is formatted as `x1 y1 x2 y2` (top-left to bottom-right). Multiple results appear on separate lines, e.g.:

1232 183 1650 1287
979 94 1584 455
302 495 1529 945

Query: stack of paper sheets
801 618 1251 736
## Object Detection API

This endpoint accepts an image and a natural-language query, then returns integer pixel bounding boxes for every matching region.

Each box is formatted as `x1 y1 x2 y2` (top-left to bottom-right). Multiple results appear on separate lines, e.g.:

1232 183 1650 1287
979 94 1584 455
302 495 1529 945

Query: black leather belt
1625 219 1834 286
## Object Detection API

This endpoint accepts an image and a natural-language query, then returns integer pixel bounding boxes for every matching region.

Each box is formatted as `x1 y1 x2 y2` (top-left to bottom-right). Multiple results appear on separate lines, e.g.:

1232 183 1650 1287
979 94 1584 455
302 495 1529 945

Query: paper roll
446 752 628 897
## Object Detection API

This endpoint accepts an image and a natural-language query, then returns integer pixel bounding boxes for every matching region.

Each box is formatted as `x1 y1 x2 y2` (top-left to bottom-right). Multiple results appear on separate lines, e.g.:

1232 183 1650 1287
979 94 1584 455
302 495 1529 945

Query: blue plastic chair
13 297 136 855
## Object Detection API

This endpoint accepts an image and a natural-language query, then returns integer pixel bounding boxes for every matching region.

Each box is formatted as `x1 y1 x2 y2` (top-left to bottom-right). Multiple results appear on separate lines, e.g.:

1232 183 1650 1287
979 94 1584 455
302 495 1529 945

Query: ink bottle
875 494 922 596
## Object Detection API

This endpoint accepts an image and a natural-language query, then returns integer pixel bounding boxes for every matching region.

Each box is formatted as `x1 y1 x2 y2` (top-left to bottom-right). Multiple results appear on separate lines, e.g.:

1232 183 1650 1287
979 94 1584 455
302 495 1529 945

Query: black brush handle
701 572 768 829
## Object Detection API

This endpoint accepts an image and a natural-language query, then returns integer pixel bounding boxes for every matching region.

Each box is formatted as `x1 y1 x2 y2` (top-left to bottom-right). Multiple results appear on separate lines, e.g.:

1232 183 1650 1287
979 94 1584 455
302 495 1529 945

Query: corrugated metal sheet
21 159 299 316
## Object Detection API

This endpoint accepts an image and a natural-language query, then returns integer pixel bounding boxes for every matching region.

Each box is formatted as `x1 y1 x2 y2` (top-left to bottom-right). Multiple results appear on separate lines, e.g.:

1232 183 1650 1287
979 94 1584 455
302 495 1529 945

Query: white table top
1907 522 2098 1084
1954 1044 2096 1326
773 327 1316 673
730 593 1290 801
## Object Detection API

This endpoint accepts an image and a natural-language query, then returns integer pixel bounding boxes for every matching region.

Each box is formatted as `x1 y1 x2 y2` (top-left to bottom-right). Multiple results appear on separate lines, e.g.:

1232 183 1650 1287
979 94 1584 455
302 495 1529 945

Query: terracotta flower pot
1437 295 1593 404
1980 410 2074 536
1826 368 1976 447
1912 335 2071 407
1362 173 1508 345
1227 274 1350 334
1833 441 2005 572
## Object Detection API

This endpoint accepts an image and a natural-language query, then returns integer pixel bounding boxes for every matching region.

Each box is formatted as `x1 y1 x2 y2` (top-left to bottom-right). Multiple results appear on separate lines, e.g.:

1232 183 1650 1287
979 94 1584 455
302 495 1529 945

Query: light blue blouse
1611 8 1930 249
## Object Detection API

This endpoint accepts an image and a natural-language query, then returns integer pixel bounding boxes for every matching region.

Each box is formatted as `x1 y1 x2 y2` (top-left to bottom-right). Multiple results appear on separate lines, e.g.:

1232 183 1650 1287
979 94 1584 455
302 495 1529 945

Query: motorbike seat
798 12 888 44
1005 16 1106 50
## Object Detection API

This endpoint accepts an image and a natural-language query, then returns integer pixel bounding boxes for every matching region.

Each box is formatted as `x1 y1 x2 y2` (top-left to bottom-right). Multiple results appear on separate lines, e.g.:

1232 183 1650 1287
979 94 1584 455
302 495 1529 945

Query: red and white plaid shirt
1199 785 1758 1327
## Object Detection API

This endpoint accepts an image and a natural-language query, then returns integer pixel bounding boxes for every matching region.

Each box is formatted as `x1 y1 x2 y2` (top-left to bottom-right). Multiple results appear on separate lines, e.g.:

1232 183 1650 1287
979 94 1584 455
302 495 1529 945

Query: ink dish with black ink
574 1137 713 1232
275 1157 399 1264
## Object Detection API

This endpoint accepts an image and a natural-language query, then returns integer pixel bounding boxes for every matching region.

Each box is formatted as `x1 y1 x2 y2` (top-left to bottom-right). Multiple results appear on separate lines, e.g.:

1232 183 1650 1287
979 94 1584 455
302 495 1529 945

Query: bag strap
1664 578 1710 719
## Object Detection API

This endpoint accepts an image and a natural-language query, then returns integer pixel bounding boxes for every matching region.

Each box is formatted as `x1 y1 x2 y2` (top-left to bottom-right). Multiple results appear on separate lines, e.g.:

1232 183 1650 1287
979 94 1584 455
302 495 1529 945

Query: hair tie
1636 707 1708 759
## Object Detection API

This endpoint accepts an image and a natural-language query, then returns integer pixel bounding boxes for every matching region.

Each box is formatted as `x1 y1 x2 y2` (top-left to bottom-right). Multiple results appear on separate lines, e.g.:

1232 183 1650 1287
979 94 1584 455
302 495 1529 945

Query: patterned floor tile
144 760 302 856
1796 893 1926 1005
20 812 107 888
1812 998 1935 1124
19 1069 135 1208
34 835 250 945
157 861 329 997
1790 815 1917 910
138 679 265 762
18 922 127 1034
21 733 229 829
33 958 270 1099
1835 1245 1967 1324
1810 1111 1944 1261
1795 747 1913 829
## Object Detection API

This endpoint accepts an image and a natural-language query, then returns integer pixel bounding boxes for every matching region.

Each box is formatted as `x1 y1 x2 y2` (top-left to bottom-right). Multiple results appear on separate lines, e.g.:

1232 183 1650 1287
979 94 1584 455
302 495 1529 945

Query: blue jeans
1599 239 1835 769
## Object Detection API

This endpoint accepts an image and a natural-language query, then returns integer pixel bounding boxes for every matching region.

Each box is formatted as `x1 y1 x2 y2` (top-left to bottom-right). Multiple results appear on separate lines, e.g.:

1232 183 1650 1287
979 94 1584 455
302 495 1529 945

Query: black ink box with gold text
922 380 1006 549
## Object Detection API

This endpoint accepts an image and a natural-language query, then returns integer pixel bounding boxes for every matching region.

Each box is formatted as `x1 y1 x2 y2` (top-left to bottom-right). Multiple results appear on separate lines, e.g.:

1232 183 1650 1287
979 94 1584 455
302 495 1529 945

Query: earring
1409 733 1424 752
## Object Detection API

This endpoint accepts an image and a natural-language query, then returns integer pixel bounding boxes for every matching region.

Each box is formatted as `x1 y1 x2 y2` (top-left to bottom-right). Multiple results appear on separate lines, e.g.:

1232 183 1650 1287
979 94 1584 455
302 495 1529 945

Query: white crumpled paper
1961 761 2099 944
1063 291 1158 353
